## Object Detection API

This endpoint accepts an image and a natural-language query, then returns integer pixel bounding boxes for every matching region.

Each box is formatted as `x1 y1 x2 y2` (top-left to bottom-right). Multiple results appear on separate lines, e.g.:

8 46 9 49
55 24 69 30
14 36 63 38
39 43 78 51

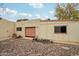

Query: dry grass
0 38 79 56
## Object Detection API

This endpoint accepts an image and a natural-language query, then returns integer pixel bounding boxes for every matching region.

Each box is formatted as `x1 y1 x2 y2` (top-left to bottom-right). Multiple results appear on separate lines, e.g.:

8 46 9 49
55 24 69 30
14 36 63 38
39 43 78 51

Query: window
54 26 67 33
16 27 22 31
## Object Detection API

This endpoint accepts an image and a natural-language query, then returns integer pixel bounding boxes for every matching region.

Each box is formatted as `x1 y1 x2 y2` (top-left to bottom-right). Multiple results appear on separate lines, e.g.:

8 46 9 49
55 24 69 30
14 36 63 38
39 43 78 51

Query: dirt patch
0 39 79 56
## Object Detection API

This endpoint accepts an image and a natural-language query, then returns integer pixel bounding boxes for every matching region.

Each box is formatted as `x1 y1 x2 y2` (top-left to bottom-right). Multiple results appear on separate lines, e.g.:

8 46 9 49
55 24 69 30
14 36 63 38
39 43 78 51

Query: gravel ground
0 38 79 56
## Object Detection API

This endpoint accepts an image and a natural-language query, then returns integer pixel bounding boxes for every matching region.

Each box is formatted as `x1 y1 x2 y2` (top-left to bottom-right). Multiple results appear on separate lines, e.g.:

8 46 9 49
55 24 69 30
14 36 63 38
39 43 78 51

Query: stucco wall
0 19 15 41
1 19 79 44
16 20 79 44
38 21 79 43
15 20 40 39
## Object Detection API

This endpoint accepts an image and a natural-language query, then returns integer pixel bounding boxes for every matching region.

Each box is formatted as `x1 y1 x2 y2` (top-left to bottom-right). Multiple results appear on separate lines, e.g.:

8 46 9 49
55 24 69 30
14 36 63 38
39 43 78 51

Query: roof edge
40 20 79 22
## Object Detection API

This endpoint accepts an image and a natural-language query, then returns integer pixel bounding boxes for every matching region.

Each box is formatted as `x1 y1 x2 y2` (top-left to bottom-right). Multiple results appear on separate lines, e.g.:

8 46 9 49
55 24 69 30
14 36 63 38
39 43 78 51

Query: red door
25 27 36 38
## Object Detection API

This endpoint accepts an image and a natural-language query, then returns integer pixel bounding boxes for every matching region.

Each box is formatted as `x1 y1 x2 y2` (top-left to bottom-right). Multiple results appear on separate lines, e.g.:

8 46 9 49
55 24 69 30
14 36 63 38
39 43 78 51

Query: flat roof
40 20 79 22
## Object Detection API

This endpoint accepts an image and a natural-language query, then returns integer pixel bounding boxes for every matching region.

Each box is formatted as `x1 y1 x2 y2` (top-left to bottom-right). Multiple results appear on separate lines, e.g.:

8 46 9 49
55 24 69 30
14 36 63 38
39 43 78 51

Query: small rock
61 46 70 50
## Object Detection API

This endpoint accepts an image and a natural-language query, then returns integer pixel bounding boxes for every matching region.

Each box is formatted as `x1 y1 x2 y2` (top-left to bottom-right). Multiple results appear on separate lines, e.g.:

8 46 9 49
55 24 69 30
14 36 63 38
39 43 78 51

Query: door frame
25 27 36 38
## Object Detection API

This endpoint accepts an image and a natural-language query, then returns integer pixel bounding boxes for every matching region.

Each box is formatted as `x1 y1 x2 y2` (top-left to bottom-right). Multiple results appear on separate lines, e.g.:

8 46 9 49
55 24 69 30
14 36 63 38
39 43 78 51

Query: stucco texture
16 20 79 44
0 19 15 41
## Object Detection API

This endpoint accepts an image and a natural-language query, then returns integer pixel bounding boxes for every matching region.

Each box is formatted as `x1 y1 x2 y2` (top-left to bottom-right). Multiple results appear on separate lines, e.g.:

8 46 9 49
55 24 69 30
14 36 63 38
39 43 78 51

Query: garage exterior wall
38 21 79 43
1 19 79 44
16 20 79 44
0 19 15 41
15 20 40 39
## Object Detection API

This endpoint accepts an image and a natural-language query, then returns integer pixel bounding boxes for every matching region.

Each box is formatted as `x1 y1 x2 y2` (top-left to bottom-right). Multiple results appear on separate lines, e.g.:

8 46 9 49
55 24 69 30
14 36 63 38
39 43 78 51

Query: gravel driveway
0 38 79 56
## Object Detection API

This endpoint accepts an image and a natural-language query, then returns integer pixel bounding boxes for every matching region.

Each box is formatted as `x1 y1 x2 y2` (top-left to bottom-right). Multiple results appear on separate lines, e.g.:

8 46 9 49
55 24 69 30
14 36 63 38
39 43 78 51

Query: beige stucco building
16 20 79 44
0 19 15 41
0 18 79 44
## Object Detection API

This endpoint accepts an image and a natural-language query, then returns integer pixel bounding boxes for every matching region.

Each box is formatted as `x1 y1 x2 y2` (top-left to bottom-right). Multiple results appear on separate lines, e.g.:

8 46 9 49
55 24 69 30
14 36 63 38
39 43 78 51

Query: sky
0 3 57 21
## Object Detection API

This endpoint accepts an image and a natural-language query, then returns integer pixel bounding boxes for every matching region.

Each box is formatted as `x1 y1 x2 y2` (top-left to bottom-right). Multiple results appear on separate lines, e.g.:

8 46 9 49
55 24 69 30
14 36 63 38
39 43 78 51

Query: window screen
16 27 22 31
54 26 67 33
